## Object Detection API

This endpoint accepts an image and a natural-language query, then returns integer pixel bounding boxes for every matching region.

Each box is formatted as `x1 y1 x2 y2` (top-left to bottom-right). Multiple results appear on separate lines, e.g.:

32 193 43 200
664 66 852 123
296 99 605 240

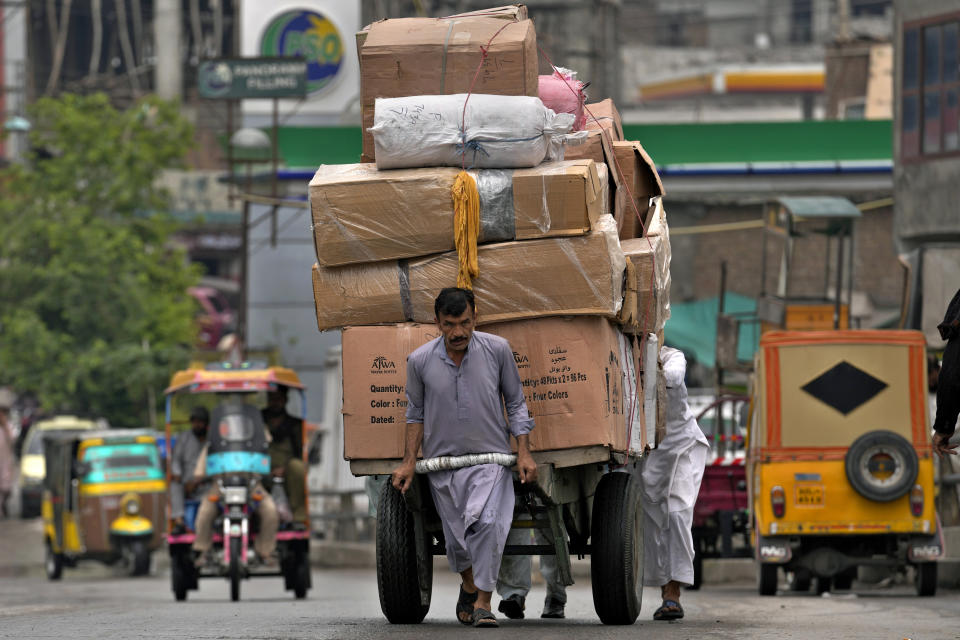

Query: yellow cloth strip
451 170 480 289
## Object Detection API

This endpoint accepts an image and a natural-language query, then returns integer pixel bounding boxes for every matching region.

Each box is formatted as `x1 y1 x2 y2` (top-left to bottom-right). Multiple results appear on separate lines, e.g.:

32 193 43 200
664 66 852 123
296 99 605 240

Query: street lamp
229 127 271 360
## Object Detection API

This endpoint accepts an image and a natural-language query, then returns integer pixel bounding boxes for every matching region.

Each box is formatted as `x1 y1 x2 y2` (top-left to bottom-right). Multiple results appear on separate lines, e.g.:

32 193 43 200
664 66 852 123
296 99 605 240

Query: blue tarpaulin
663 293 760 368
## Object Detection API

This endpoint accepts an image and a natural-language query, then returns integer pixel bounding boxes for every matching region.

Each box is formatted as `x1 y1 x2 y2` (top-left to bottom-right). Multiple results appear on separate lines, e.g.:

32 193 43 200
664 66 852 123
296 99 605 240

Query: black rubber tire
130 540 151 577
758 563 778 596
788 568 812 592
45 540 63 581
845 431 918 503
590 472 643 625
833 567 855 591
229 539 241 602
293 552 310 599
915 562 937 597
815 576 832 595
171 556 189 601
376 482 430 624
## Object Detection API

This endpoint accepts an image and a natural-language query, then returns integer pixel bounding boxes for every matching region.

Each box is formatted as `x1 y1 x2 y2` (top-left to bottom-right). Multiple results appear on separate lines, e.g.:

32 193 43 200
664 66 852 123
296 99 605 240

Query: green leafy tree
0 93 200 427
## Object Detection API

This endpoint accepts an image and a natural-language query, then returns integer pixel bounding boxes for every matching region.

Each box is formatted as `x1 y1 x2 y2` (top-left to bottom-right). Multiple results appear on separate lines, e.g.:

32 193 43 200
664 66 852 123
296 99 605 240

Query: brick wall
669 203 901 310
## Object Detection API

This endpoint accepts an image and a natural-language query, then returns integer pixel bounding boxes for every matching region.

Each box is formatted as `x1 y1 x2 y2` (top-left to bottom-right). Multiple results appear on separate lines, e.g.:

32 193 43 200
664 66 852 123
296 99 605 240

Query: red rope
460 21 513 170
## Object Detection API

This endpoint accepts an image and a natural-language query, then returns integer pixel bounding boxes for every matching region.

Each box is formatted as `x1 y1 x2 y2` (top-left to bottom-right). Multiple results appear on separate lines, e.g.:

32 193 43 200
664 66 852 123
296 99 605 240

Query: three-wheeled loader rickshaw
42 429 167 579
164 362 312 601
352 444 647 625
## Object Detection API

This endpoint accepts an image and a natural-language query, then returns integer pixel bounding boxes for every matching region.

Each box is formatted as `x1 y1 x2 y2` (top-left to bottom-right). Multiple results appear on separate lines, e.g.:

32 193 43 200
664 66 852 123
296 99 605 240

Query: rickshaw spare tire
376 481 431 624
590 472 643 625
844 431 918 503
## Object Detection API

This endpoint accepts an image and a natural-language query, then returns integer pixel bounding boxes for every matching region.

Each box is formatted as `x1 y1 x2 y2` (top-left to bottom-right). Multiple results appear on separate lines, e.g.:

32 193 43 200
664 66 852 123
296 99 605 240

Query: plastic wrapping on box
643 333 659 449
370 94 575 169
619 198 672 334
311 214 626 331
309 160 603 266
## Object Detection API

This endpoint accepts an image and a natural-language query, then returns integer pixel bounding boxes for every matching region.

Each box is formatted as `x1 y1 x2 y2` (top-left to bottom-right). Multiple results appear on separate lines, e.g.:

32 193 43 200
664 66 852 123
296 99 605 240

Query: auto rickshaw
20 415 97 518
42 429 167 579
164 362 311 602
749 330 941 596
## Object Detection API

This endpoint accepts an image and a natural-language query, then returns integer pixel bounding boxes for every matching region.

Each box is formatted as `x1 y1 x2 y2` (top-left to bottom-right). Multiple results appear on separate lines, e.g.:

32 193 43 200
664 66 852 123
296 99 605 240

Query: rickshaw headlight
121 493 141 516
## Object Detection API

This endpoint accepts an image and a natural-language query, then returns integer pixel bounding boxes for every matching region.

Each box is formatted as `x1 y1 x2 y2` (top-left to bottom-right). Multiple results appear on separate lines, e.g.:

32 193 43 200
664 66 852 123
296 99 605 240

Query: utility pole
154 0 182 100
837 0 850 42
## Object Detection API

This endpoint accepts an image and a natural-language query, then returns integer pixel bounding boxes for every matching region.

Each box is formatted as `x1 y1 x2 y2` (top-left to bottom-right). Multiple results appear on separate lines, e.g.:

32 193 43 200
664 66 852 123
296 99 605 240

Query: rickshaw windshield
216 414 256 442
26 433 44 455
82 443 163 483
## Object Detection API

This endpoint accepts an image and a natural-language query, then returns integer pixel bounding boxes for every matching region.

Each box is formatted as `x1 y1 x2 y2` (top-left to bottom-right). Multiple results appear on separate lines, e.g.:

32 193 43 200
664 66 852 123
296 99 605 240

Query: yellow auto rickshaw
42 429 167 579
749 330 941 596
19 415 97 518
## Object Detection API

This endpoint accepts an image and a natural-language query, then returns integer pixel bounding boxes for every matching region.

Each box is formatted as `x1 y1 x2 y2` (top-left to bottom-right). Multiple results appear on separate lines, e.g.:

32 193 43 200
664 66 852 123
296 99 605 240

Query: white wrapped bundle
369 94 576 170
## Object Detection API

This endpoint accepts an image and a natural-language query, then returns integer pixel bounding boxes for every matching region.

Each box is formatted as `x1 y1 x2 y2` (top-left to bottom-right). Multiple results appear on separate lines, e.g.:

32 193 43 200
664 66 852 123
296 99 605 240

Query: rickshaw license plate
795 485 824 506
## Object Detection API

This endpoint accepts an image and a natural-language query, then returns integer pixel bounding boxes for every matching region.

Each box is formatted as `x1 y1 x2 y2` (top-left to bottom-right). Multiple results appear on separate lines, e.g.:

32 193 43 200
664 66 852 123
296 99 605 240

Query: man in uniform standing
392 288 537 628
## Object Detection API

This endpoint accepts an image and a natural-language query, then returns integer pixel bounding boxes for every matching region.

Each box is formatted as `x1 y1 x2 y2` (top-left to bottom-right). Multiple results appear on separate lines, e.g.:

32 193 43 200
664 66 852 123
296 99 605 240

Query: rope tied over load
452 169 480 289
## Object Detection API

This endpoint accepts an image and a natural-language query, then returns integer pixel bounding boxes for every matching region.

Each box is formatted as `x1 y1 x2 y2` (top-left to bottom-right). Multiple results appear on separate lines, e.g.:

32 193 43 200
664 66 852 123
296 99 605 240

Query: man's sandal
456 585 478 625
653 599 684 621
472 607 499 628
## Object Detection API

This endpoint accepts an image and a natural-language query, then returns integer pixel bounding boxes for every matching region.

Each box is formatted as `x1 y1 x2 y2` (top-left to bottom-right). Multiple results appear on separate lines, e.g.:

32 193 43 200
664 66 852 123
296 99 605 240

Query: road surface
2 519 959 639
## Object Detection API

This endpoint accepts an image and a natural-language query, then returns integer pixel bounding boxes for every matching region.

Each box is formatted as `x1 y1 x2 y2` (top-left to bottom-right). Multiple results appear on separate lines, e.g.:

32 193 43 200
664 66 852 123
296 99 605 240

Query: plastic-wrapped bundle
369 94 575 170
538 69 586 131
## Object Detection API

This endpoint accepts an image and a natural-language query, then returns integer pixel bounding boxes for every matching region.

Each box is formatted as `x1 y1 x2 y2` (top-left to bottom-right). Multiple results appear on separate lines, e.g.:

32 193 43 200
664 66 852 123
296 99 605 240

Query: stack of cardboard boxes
308 6 672 463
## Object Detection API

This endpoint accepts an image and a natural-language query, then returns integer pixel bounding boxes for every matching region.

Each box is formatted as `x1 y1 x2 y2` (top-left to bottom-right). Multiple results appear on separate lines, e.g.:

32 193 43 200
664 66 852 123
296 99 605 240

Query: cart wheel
376 482 431 624
915 562 937 597
757 563 778 595
130 541 151 577
45 539 63 581
787 568 811 592
590 472 643 625
229 540 241 602
171 556 189 601
833 567 855 591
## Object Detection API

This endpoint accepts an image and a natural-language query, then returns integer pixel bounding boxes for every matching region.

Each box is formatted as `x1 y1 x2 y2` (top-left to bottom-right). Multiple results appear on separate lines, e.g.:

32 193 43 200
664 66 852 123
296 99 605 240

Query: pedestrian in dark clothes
932 288 960 457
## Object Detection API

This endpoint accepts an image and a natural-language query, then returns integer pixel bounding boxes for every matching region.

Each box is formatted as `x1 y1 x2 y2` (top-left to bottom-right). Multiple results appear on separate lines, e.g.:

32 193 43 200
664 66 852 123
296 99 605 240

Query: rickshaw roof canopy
164 364 305 395
42 428 159 447
775 196 862 220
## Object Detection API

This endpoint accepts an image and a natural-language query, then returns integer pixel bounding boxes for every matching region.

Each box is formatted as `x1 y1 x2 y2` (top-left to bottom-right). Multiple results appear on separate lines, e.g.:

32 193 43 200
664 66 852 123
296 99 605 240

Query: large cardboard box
340 316 645 460
619 199 671 334
309 160 604 266
359 17 538 162
311 216 625 330
612 141 665 240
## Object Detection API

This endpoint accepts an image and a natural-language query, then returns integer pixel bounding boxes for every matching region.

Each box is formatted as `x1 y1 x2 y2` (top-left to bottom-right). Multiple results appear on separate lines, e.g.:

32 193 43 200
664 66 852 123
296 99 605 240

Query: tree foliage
0 93 200 427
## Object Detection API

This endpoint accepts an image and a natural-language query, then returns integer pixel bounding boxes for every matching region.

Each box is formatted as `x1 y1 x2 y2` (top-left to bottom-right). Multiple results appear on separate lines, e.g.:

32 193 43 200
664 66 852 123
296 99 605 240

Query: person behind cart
189 398 280 567
170 406 210 533
391 287 538 628
496 527 566 619
933 287 960 458
640 346 709 621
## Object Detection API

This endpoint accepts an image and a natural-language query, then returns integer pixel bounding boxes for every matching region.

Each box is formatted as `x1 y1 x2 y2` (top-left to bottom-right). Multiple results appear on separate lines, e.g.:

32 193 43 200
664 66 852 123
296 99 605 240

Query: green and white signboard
198 58 308 99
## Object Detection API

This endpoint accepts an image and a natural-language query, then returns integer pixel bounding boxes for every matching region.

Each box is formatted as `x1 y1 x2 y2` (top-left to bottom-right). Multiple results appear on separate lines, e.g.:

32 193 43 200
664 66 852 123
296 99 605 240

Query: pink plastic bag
538 70 586 131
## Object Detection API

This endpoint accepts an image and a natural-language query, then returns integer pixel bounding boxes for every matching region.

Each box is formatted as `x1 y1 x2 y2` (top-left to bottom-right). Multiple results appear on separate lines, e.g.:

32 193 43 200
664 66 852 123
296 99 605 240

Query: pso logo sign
260 9 343 95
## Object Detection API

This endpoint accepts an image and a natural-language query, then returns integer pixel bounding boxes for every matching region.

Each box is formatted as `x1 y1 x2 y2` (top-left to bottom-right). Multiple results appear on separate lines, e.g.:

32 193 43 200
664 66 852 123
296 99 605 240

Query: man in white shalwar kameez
641 346 709 620
392 288 538 628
